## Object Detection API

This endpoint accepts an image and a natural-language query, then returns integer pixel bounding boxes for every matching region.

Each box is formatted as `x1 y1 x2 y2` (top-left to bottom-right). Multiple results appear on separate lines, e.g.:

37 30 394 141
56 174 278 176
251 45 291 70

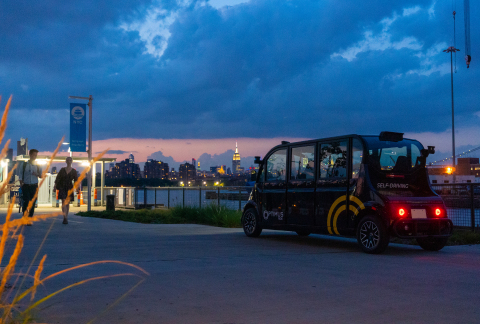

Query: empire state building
232 142 241 173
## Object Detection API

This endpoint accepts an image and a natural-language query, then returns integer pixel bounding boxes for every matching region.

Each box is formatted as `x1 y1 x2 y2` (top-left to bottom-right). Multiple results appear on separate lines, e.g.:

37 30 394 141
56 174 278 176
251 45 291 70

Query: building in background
17 138 28 156
6 149 13 161
179 162 196 184
232 141 241 173
169 168 178 181
144 159 169 179
106 158 141 179
457 158 480 176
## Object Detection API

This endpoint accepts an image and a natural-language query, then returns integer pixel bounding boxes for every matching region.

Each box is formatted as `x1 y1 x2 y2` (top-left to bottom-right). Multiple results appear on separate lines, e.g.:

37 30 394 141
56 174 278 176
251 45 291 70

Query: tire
357 215 390 254
416 237 448 251
242 208 262 237
296 230 311 236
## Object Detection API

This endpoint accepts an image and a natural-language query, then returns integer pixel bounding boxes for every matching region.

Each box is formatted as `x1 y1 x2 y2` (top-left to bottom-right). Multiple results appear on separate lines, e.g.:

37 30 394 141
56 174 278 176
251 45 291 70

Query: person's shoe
63 219 68 224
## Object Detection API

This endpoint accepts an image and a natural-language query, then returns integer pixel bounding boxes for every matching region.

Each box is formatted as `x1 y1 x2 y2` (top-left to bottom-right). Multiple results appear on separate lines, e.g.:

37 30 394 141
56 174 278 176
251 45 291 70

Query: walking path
0 208 479 323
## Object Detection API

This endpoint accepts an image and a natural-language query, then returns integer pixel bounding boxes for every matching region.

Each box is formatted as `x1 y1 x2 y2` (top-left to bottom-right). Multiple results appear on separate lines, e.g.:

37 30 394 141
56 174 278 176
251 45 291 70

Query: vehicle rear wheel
416 237 448 251
242 208 262 237
296 230 311 236
357 215 390 254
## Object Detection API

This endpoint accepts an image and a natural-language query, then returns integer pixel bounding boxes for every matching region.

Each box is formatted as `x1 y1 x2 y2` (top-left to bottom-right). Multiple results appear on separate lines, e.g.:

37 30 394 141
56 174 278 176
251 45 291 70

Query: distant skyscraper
144 159 169 179
6 149 13 161
179 163 196 182
17 138 28 156
197 161 201 171
105 158 141 179
192 158 196 167
232 141 241 173
129 153 134 163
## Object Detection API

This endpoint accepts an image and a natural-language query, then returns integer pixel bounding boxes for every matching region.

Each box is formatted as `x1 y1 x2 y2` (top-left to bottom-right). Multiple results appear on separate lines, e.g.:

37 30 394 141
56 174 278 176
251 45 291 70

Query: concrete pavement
1 208 479 323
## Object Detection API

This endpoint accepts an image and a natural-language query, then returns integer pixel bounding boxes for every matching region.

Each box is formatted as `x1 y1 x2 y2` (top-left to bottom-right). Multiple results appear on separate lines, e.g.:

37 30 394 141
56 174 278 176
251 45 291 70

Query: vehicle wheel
357 215 390 254
416 237 448 251
242 208 262 237
296 230 311 236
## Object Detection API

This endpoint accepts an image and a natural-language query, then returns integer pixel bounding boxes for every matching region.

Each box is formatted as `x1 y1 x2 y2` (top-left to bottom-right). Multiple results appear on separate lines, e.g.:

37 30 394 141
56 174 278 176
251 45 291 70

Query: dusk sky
1 0 479 169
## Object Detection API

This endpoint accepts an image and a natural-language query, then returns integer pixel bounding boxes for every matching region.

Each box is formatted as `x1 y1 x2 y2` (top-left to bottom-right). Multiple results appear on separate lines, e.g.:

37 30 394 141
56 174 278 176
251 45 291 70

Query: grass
77 205 243 228
0 95 148 323
446 229 480 245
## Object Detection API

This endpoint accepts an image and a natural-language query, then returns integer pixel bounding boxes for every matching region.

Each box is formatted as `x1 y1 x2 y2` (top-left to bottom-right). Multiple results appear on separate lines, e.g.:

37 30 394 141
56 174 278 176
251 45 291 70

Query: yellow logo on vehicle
327 195 365 235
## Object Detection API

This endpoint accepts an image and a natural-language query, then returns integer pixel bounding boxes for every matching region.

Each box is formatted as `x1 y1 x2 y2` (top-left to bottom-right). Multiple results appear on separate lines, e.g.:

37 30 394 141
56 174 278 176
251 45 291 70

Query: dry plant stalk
0 96 149 323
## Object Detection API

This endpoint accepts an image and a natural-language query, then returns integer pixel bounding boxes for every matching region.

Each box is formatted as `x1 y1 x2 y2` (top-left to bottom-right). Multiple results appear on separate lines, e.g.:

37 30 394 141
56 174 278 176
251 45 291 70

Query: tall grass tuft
0 95 149 323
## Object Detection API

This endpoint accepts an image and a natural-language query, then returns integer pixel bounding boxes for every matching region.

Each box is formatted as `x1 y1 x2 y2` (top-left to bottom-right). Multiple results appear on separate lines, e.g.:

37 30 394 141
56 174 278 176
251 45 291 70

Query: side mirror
254 156 262 164
250 170 257 181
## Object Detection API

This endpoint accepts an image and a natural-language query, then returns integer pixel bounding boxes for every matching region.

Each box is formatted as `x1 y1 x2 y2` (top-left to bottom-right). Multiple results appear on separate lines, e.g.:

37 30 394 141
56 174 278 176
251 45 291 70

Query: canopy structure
15 155 116 206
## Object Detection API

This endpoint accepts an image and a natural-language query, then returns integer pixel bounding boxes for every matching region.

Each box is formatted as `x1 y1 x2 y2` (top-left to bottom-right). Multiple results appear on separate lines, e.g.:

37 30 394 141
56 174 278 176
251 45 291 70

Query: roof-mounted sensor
379 131 404 142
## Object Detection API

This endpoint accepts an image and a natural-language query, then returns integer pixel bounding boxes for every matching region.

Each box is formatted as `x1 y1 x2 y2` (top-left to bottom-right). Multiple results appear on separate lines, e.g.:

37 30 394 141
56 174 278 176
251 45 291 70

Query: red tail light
398 208 406 217
434 208 442 217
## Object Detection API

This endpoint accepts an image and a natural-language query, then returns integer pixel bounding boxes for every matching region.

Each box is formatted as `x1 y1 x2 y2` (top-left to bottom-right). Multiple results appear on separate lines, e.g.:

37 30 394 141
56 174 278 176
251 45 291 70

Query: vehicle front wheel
357 215 390 254
242 208 262 237
416 237 448 251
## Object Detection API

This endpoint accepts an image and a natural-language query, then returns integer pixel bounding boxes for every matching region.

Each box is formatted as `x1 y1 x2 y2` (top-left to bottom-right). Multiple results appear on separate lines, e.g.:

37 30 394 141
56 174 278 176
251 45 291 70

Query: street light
443 46 460 183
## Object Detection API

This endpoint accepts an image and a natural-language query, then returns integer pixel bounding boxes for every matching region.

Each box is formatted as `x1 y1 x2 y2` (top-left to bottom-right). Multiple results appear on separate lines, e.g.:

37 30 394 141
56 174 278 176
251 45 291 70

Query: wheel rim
244 211 256 234
360 221 380 249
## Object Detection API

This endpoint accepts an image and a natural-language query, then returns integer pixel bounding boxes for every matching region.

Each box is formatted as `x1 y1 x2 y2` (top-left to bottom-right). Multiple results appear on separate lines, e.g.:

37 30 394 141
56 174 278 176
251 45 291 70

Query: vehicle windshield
363 137 424 174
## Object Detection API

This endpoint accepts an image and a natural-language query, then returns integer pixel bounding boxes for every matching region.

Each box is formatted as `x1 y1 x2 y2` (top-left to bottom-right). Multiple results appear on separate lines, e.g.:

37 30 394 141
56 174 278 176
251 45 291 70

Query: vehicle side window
290 145 315 180
266 149 287 181
352 139 363 179
320 141 347 178
411 144 421 167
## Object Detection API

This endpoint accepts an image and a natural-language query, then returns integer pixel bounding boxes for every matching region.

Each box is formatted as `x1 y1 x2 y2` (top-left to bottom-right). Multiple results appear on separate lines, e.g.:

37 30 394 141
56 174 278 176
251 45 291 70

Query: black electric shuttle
242 132 453 253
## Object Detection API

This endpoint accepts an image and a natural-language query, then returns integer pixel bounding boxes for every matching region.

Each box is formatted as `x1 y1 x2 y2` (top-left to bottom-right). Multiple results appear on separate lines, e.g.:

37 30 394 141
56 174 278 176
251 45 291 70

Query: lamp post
443 46 460 183
68 95 93 211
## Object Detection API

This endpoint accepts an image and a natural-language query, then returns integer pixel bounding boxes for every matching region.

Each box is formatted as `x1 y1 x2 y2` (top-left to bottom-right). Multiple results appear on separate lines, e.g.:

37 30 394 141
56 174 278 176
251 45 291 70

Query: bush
77 205 242 228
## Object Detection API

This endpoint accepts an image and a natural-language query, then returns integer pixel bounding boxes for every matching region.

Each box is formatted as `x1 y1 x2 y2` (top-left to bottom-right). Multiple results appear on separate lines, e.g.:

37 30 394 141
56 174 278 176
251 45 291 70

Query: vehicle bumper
392 218 453 239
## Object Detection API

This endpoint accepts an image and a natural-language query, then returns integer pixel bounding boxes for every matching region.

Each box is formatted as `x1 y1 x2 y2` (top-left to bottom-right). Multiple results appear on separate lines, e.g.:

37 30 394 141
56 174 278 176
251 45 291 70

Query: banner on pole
70 103 86 152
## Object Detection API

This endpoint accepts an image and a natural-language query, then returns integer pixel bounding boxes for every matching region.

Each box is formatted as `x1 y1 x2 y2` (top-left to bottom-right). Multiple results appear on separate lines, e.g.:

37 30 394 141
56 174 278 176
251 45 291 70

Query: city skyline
2 0 479 163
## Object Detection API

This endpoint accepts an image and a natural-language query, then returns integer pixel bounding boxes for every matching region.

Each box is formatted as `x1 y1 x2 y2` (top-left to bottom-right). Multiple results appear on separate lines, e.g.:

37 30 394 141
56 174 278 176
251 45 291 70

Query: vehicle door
287 145 315 226
316 140 349 234
347 138 366 230
262 149 287 226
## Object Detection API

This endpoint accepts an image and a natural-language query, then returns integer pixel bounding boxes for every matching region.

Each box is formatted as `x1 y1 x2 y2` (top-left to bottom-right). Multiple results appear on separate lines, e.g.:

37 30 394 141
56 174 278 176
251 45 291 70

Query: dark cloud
147 150 184 169
97 150 136 154
1 0 479 153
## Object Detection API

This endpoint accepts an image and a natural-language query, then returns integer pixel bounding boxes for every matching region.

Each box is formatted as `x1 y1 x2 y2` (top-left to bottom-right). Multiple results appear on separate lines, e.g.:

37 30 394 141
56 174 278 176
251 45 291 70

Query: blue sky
1 0 478 168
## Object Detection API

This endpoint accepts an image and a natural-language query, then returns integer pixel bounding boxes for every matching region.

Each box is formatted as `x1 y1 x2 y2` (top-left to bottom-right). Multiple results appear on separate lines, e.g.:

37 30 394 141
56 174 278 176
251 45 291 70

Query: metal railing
87 184 480 231
100 187 252 211
431 183 480 231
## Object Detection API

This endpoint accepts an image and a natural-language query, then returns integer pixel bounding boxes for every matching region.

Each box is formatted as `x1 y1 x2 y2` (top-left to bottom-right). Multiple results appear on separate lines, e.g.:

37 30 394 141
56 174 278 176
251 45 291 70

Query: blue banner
70 103 86 152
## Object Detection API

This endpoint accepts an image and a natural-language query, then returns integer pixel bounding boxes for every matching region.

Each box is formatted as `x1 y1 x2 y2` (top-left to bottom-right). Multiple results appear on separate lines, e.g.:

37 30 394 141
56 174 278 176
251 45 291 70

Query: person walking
55 157 78 224
19 149 42 220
